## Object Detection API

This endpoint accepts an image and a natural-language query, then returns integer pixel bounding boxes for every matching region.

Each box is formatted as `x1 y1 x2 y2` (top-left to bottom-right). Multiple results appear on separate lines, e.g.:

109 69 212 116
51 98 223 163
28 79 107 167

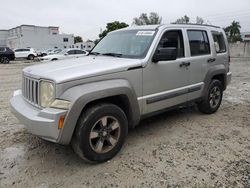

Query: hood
23 55 142 83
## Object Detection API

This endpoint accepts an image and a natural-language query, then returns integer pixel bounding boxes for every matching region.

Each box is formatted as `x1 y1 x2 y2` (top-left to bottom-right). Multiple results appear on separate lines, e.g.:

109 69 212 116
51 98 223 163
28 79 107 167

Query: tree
196 16 204 24
133 12 162 25
74 36 83 43
224 21 242 42
174 15 190 24
99 21 129 39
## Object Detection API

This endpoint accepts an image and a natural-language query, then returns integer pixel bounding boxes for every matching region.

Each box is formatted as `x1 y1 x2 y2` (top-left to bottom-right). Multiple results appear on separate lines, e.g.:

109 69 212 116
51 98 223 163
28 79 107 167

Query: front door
142 29 190 114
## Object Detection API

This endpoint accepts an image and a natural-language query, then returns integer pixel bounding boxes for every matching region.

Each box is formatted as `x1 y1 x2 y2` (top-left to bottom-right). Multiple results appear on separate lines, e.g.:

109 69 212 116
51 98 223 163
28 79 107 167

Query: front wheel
198 79 223 114
28 54 35 60
72 103 128 163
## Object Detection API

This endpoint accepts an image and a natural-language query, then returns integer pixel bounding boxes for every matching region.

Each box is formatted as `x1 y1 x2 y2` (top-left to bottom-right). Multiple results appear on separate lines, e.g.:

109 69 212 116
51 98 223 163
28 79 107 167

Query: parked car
10 24 232 163
0 47 15 64
14 48 37 60
37 49 63 57
40 49 87 62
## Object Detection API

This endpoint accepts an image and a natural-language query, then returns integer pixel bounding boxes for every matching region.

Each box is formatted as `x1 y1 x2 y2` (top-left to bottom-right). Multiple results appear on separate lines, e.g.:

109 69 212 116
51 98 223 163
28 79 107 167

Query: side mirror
152 47 177 63
64 53 68 56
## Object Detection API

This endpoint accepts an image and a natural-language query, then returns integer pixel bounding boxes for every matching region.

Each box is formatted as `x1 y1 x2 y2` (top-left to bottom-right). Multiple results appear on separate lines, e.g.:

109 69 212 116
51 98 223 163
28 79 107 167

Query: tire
51 58 58 61
72 103 128 163
0 57 10 64
28 54 35 60
198 79 223 114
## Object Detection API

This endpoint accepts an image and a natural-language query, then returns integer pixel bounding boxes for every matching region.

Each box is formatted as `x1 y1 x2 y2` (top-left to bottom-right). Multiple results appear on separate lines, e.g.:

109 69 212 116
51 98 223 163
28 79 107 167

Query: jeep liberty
10 24 232 162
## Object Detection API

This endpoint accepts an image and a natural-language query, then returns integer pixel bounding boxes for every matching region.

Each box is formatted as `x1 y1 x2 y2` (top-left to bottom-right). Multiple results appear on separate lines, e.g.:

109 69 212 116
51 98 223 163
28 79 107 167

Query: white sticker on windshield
136 31 155 36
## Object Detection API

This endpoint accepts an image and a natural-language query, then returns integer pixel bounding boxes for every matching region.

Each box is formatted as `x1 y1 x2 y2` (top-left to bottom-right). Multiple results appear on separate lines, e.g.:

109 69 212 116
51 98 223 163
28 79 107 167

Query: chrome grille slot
22 76 39 106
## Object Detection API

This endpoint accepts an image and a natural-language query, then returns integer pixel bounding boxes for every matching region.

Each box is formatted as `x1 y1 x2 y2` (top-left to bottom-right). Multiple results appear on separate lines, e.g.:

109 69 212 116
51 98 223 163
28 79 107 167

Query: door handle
179 62 191 67
207 58 216 63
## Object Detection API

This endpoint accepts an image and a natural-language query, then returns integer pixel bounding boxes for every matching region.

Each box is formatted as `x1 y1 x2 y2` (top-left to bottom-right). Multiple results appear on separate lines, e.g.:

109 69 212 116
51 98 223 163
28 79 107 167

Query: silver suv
10 24 232 162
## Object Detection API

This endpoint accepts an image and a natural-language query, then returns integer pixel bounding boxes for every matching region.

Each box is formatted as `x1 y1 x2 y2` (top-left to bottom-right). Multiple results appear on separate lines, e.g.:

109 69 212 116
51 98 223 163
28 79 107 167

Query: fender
57 79 140 145
202 64 227 98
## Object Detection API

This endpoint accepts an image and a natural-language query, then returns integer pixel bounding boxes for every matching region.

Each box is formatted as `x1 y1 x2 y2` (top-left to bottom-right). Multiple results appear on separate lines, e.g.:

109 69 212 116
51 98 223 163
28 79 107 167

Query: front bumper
10 90 67 143
227 72 232 85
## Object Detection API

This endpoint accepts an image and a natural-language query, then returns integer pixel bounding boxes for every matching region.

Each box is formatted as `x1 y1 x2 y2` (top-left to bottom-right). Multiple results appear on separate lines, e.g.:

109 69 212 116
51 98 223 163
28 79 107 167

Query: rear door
184 29 213 101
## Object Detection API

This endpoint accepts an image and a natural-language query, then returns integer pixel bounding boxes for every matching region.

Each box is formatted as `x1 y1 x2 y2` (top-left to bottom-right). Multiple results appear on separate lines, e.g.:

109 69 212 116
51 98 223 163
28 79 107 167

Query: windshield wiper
102 53 123 57
89 51 101 56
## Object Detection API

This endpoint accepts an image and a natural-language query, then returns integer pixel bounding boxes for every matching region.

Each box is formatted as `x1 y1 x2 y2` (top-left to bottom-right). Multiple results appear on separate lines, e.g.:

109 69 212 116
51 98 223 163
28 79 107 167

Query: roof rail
171 23 221 29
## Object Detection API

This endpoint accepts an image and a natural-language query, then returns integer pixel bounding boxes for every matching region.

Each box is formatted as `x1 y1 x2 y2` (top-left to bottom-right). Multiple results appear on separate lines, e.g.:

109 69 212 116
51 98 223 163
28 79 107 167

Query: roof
119 23 221 32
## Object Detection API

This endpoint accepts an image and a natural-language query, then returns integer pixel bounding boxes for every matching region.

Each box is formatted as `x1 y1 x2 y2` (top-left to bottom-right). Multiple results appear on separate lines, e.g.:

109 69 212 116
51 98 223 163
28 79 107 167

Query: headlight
39 81 55 108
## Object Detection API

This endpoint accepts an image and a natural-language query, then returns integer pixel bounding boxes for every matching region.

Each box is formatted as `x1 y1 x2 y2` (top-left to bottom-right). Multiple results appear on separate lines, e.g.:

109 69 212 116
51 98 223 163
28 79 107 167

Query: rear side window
212 32 226 53
187 30 210 56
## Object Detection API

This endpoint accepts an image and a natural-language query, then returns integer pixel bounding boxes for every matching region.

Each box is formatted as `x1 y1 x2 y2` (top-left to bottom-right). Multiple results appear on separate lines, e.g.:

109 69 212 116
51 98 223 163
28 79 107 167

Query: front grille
22 76 39 106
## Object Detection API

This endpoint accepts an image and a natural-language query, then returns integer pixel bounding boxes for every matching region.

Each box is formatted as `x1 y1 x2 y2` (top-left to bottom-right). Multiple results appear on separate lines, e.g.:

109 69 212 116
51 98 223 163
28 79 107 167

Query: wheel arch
57 79 140 145
202 65 227 98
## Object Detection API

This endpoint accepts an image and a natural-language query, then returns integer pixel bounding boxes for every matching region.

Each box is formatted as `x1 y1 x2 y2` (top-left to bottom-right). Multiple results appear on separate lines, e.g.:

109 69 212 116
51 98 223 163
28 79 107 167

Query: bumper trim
10 91 67 143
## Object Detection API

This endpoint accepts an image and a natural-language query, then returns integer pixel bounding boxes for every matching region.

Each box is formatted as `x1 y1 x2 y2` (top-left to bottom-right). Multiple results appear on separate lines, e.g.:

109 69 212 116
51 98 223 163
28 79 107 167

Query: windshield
91 29 156 58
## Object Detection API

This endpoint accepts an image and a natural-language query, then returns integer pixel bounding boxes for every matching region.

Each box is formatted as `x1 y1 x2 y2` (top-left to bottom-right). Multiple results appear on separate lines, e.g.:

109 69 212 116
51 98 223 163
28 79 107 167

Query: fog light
58 115 65 129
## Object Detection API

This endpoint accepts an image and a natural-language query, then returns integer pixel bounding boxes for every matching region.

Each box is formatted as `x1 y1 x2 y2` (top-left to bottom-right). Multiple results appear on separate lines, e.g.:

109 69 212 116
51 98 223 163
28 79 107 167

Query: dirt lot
0 59 249 188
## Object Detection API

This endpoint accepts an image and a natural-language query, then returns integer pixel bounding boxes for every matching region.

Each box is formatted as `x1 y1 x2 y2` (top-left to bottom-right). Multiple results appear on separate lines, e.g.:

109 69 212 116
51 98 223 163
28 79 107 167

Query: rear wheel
72 103 128 163
198 79 223 114
0 57 10 64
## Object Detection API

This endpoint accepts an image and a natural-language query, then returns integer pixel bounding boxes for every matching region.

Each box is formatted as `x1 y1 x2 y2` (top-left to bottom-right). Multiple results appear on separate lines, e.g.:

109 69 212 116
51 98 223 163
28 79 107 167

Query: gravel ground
0 59 249 188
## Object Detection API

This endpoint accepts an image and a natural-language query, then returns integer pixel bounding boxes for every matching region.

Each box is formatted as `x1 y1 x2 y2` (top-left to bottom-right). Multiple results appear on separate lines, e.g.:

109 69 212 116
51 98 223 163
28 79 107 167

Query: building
0 25 74 49
241 32 250 42
73 40 95 51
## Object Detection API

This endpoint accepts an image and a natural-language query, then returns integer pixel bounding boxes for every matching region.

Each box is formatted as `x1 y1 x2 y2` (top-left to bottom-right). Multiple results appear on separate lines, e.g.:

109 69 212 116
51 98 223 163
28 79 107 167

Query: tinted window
67 50 75 55
0 47 5 52
22 49 30 52
212 32 226 53
75 50 86 54
158 30 184 58
15 49 23 52
187 30 210 56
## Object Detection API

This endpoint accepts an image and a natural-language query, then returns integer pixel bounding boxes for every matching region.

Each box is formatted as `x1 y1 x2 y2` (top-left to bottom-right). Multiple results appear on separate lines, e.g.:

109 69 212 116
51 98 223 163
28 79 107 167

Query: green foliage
224 21 242 42
74 36 83 43
174 15 190 24
133 12 162 25
174 15 205 25
196 16 204 24
99 21 129 39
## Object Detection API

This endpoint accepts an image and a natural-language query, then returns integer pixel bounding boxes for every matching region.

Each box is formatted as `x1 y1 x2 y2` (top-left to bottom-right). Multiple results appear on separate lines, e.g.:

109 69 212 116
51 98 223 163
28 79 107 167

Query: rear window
187 30 210 56
212 32 226 53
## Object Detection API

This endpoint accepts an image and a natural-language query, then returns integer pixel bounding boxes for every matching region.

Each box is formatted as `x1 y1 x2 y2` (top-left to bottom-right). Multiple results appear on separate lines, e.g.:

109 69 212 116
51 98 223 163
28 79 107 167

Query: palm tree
224 21 241 42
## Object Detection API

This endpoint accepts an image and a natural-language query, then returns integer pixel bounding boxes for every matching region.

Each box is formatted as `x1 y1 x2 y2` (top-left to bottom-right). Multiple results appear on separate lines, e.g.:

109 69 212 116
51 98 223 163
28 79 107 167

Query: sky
1 0 250 40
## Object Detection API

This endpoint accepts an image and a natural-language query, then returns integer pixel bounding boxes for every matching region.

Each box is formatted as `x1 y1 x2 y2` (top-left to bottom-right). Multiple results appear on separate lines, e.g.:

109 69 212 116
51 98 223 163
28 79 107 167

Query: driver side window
158 30 185 58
